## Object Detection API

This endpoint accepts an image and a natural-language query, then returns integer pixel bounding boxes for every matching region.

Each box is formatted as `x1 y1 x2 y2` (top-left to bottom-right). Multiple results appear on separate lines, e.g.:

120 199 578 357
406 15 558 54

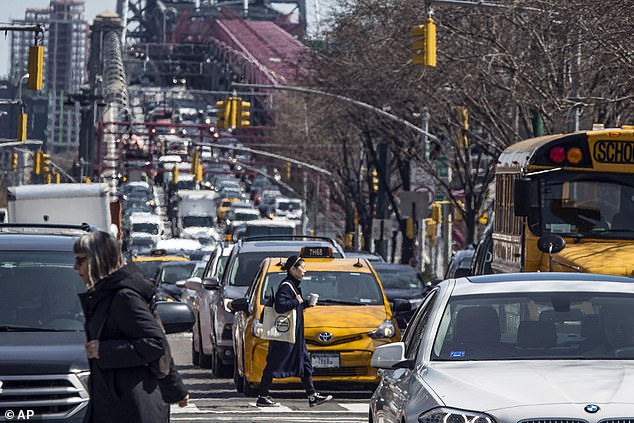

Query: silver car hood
427 360 634 410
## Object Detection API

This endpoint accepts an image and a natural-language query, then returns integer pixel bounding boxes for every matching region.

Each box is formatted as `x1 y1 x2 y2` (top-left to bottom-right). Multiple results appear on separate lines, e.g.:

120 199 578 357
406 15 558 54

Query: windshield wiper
0 325 69 332
590 228 634 235
318 299 366 306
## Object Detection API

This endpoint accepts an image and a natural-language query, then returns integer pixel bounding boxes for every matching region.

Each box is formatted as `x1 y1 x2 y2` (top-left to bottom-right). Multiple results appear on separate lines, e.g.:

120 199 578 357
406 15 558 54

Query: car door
376 288 439 423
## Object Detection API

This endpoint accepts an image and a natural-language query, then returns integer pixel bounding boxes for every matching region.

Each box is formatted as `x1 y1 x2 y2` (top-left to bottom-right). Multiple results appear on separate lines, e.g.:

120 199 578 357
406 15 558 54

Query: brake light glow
549 147 566 163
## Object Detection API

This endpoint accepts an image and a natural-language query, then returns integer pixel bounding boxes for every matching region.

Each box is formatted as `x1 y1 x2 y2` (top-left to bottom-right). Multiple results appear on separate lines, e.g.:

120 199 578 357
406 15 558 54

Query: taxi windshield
432 292 634 361
260 271 384 305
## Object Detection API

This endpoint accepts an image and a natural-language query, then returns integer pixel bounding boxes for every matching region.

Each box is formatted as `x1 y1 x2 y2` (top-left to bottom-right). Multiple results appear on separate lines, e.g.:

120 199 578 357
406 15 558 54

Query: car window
376 268 425 289
260 271 384 305
0 251 85 331
432 292 634 361
159 263 196 284
225 252 275 287
402 290 438 360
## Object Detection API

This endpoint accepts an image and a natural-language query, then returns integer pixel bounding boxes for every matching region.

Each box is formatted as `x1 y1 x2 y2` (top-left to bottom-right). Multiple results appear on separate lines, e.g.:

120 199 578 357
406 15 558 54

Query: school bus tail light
566 147 583 164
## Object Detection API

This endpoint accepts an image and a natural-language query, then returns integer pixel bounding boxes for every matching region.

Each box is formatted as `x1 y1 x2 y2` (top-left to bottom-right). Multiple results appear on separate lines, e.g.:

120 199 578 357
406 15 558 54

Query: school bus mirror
513 178 531 217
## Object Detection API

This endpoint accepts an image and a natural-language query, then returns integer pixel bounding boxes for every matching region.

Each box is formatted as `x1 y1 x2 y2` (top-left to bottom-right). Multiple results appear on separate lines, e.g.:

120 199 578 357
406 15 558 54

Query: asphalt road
167 332 371 422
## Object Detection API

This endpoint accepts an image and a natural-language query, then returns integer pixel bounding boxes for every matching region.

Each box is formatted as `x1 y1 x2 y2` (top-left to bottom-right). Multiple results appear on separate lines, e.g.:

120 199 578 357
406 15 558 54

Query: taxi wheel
242 377 258 397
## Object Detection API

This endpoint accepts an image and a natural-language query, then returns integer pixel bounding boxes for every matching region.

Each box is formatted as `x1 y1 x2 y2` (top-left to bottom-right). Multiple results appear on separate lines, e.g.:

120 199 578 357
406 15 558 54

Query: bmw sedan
370 272 634 423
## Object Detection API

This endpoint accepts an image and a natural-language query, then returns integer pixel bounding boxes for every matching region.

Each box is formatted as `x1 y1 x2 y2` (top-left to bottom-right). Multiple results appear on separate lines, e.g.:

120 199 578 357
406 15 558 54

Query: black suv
193 236 344 378
0 223 193 422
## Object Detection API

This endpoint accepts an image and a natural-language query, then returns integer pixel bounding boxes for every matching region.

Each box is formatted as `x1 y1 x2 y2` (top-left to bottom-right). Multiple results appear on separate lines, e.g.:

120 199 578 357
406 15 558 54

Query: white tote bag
261 282 297 344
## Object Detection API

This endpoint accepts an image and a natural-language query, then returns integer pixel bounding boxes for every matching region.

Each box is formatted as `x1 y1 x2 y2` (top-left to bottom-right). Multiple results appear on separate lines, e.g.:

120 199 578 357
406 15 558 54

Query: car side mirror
230 297 249 313
202 276 220 290
185 277 203 292
154 301 195 334
391 298 411 312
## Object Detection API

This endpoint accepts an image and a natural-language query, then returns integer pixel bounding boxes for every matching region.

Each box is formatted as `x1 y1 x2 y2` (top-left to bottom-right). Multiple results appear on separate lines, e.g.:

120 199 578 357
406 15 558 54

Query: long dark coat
78 264 168 423
265 275 312 378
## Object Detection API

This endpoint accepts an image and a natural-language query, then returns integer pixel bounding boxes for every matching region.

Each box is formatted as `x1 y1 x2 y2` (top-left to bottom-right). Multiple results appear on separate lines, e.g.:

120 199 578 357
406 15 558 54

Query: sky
0 0 118 77
0 0 334 78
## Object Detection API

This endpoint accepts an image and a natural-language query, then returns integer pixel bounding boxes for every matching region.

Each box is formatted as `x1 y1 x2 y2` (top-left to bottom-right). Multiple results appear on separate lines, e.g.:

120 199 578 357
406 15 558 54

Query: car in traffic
371 262 430 329
0 223 194 422
186 243 234 375
370 272 634 423
131 249 190 281
187 236 345 378
444 248 475 278
230 246 407 396
154 261 200 301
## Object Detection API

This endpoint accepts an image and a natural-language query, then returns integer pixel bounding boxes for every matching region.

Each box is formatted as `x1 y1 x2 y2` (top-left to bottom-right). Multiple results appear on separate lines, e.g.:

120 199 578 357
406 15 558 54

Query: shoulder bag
261 281 298 344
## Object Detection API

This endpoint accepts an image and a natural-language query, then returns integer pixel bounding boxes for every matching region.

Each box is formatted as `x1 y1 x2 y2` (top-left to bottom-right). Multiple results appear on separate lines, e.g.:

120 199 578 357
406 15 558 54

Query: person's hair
74 231 125 287
283 254 304 272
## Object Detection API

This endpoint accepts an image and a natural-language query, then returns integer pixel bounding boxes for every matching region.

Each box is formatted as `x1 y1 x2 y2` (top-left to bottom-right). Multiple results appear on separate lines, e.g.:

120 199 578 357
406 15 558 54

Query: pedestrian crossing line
339 403 369 413
171 418 366 422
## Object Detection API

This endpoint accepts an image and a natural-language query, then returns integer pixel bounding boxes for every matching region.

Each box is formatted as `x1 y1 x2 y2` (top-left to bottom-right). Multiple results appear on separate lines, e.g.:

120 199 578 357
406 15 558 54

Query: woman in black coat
256 255 332 408
74 231 188 423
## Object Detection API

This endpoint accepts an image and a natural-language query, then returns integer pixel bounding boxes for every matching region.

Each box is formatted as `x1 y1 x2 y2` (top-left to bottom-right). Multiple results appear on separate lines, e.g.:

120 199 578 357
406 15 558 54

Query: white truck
7 183 117 235
175 190 216 237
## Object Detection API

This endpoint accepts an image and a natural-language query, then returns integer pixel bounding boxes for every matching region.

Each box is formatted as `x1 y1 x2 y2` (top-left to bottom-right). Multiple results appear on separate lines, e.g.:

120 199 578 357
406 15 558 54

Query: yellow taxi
230 246 405 395
216 197 241 222
131 248 190 282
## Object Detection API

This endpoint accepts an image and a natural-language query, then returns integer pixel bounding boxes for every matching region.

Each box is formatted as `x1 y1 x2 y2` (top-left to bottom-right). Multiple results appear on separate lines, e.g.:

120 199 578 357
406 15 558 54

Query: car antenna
353 258 363 268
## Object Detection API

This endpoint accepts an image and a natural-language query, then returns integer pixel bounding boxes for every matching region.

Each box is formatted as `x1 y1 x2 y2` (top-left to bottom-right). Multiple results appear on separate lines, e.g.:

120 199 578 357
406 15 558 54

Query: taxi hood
304 305 388 330
547 241 634 276
427 360 634 411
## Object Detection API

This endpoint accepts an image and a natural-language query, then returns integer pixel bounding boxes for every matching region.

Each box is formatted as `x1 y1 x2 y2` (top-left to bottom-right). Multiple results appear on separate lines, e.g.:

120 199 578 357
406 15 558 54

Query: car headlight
223 298 233 313
418 407 496 423
76 371 91 391
253 320 264 338
368 320 396 339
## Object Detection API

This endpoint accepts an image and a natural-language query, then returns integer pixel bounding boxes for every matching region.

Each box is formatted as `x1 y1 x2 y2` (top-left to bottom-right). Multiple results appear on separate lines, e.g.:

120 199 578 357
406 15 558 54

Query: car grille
313 366 370 377
0 374 89 420
519 420 587 423
306 334 363 346
599 420 634 423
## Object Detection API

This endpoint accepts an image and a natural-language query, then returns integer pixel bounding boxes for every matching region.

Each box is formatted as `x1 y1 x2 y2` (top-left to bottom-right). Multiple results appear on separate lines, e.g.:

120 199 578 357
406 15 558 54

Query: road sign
399 191 428 219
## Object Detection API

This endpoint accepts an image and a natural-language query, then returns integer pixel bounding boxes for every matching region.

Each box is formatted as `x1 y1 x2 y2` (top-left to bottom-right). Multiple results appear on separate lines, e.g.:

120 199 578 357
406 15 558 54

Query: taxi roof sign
300 246 333 258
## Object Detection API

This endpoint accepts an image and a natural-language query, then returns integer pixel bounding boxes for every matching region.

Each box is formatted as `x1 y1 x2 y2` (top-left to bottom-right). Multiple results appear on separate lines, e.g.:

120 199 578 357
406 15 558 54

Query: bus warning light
566 147 583 164
549 147 566 164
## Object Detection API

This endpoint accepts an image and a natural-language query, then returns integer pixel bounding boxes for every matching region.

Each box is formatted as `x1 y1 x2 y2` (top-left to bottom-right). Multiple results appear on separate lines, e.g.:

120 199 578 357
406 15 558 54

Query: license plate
311 353 340 368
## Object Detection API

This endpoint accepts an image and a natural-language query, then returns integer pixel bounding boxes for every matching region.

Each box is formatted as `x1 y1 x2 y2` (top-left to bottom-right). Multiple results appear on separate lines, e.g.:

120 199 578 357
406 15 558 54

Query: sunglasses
75 256 88 265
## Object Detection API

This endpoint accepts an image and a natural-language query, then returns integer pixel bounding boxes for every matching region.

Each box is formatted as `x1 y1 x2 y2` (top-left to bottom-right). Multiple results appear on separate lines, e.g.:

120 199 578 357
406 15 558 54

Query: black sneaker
308 393 332 407
256 396 278 407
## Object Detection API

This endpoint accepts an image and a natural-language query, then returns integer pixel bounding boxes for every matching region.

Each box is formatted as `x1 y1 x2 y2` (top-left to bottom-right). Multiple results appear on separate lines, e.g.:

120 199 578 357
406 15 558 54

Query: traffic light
215 100 227 129
11 152 18 171
17 113 27 142
228 97 239 128
41 153 51 174
33 150 42 175
54 172 61 184
191 151 199 173
194 162 203 182
27 45 44 91
286 161 291 180
371 168 379 192
238 100 251 127
171 165 178 184
411 17 436 67
457 106 468 149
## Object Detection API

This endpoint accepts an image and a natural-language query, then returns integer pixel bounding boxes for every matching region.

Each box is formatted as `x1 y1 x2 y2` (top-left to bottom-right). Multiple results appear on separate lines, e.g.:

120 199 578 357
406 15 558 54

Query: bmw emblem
584 404 600 413
317 332 333 343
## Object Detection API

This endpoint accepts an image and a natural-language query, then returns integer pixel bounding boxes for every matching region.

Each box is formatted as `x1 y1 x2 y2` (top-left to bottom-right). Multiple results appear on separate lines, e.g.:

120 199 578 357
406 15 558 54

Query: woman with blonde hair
75 231 188 422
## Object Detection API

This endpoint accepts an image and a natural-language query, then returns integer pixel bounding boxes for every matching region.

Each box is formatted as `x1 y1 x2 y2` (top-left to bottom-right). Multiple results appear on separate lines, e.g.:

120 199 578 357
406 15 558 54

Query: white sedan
370 272 634 423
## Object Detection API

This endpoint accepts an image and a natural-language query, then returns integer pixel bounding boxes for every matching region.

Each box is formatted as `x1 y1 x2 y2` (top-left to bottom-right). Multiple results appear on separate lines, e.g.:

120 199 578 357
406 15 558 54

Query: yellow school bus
492 126 634 275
